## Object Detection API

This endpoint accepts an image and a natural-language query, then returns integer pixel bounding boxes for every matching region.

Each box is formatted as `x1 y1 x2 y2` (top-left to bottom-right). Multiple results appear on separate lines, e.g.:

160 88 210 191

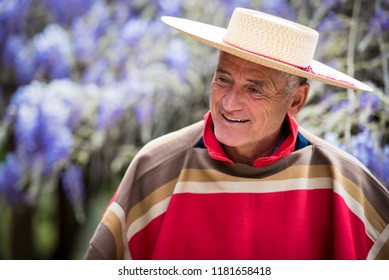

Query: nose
222 87 244 112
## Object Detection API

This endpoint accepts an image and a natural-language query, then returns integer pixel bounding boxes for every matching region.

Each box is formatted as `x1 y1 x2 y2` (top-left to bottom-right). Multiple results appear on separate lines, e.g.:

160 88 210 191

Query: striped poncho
85 116 389 260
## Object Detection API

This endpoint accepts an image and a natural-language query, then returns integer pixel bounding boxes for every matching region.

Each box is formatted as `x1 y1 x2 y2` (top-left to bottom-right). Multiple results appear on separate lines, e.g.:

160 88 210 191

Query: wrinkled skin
210 51 310 165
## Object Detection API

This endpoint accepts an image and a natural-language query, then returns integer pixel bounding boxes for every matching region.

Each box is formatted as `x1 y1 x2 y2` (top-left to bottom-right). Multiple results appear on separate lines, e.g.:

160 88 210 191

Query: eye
248 87 260 94
215 75 231 85
247 87 263 96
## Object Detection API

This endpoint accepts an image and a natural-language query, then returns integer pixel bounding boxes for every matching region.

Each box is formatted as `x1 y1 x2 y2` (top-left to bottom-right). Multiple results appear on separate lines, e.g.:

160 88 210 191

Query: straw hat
161 8 372 92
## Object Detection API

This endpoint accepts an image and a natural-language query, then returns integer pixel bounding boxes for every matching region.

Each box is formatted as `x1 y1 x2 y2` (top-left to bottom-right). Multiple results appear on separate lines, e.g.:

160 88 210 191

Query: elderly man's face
210 52 304 163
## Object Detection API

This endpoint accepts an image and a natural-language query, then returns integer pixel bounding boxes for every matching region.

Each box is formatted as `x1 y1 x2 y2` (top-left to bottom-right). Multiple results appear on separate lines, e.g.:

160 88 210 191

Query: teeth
223 114 248 123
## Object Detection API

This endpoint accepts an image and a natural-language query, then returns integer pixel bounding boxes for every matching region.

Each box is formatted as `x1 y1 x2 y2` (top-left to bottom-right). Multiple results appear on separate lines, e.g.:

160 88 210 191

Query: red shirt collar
202 111 299 167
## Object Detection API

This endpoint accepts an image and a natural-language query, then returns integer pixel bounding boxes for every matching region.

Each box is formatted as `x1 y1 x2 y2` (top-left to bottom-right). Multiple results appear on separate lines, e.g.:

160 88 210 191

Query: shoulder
298 126 389 231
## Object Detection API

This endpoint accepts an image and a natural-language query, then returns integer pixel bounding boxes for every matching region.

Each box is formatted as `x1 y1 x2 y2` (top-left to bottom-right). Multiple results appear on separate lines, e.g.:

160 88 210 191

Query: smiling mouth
222 113 249 123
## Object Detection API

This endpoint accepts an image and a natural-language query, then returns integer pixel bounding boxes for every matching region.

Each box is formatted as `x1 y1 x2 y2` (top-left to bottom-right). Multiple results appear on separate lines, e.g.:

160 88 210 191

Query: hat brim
161 16 372 92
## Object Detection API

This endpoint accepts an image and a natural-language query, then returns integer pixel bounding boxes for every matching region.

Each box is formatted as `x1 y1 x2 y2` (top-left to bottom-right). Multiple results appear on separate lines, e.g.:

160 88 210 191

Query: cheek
251 101 287 126
250 100 273 119
210 88 223 106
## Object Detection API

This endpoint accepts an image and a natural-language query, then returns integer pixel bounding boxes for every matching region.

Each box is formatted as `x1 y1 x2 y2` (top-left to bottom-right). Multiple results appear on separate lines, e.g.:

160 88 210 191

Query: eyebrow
216 67 268 88
216 67 231 76
247 79 265 87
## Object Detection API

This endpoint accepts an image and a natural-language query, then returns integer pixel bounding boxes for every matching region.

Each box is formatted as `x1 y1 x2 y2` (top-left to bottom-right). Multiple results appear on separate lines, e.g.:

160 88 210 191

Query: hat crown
224 8 319 68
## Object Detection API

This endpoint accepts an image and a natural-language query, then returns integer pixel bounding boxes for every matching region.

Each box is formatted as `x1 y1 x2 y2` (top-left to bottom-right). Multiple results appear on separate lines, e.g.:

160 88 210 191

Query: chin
214 130 243 147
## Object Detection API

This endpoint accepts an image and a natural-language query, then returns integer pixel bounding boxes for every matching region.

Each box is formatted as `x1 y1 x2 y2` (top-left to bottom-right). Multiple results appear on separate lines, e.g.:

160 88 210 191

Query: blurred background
0 0 388 259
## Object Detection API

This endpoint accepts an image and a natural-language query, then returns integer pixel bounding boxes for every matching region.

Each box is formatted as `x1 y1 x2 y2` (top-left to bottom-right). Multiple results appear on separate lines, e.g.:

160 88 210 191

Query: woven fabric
85 121 389 260
224 8 318 67
161 8 373 91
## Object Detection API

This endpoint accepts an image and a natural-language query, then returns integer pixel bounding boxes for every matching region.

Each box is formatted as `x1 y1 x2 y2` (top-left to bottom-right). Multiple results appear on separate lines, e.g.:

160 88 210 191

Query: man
85 8 389 260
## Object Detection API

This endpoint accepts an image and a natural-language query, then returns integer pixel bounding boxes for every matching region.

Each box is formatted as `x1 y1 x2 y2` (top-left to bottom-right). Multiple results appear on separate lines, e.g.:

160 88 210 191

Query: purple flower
382 145 389 190
318 12 346 34
0 79 98 208
43 0 95 26
368 9 389 34
82 59 110 85
319 92 332 101
346 128 389 190
38 97 73 174
360 92 381 111
3 24 74 84
0 153 30 205
12 83 45 157
71 19 98 64
331 98 349 112
95 85 131 130
0 86 4 114
165 38 189 81
348 128 375 168
3 35 36 84
61 164 85 205
111 0 133 25
2 35 25 69
48 80 85 129
71 1 111 64
134 97 155 126
16 102 41 156
128 78 155 126
120 18 149 47
32 24 74 80
147 19 171 43
324 132 340 146
10 81 80 175
323 131 347 151
221 0 251 16
0 0 32 45
259 0 296 20
157 0 183 17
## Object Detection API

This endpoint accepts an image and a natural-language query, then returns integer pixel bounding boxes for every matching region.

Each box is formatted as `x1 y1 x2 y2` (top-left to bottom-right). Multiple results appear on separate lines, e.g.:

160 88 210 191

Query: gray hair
279 71 307 96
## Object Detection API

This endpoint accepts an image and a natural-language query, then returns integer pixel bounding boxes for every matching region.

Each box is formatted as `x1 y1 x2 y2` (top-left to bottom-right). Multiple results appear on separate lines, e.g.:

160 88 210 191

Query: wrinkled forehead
216 51 287 84
217 51 284 75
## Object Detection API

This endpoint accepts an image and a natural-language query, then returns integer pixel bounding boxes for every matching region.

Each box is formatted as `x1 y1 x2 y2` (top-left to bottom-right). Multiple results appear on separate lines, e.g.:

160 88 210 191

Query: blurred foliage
0 0 388 259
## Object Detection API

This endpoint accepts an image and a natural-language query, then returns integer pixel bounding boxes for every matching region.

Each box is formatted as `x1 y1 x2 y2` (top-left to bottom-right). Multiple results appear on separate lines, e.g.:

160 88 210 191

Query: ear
287 83 310 117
